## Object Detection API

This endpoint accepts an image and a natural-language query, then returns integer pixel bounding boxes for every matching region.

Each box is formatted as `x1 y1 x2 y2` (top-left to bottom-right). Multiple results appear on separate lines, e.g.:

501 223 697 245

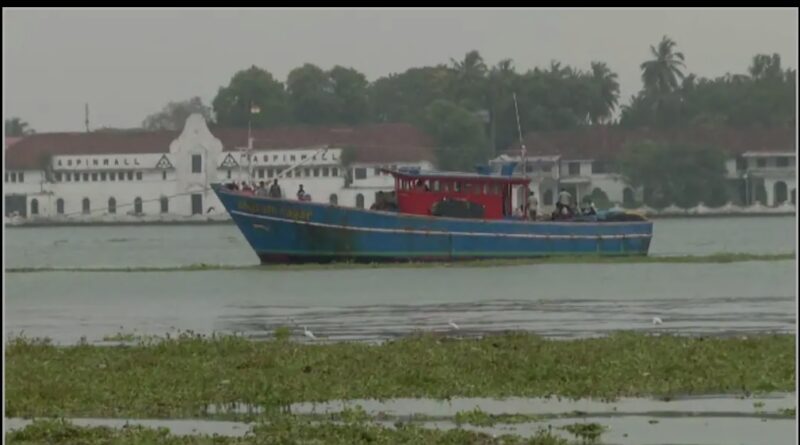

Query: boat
212 168 653 264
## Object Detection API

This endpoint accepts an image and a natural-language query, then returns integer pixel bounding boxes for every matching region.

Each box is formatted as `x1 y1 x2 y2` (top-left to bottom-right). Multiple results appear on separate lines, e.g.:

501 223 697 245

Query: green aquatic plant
560 422 606 444
5 332 795 419
6 418 572 445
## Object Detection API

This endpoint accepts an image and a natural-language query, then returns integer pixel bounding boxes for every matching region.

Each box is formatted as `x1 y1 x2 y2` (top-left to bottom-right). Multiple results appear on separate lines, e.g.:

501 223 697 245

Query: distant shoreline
4 211 795 228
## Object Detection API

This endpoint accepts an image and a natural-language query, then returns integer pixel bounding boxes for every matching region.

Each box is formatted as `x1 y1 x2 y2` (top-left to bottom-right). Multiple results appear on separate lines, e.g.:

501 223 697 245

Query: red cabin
388 170 531 220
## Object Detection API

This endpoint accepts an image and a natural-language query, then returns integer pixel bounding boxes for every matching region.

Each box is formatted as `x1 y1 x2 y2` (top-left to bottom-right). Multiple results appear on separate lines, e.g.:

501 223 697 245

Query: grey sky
4 8 797 132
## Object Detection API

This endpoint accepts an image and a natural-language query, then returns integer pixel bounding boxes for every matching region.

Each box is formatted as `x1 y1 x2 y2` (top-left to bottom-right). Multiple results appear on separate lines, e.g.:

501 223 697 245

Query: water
3 217 797 343
7 393 797 445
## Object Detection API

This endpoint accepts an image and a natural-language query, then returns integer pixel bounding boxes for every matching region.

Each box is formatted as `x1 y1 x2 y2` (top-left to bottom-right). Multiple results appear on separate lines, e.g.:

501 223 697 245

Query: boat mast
512 92 526 178
513 93 528 216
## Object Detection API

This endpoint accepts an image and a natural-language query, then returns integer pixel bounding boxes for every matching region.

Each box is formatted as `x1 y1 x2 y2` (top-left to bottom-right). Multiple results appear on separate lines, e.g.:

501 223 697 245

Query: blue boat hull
212 185 653 264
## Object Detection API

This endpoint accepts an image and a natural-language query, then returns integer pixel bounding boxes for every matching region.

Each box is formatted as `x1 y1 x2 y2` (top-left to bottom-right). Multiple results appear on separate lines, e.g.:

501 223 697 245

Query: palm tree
450 50 488 110
488 59 517 152
5 117 35 137
589 62 620 124
640 36 686 94
748 53 782 80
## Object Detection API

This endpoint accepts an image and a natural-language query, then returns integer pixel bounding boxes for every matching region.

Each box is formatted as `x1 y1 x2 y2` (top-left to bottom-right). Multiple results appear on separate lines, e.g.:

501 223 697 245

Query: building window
290 155 296 162
329 193 338 205
134 197 143 214
192 154 202 173
74 173 80 182
55 172 62 182
354 168 366 179
108 197 116 214
314 168 320 177
191 194 202 215
263 155 268 162
568 162 580 175
103 159 109 165
543 189 554 205
258 169 265 179
136 172 143 180
592 161 607 174
100 172 106 181
19 172 24 182
30 199 39 215
65 173 71 182
93 159 99 166
160 196 169 214
286 170 293 178
332 167 338 177
82 198 90 214
83 173 89 181
267 168 274 178
10 172 16 182
56 198 65 214
756 158 767 168
92 173 98 181
304 168 311 177
322 167 329 177
356 193 365 209
777 157 789 168
67 160 72 166
109 172 115 181
162 171 167 181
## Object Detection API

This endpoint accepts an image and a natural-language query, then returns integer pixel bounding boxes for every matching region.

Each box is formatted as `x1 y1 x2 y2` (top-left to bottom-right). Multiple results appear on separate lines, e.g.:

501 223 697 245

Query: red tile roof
5 123 436 170
508 126 796 160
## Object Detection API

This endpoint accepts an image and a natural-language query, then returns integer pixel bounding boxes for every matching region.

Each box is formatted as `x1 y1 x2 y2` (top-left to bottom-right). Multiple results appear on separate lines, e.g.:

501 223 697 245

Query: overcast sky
3 8 798 133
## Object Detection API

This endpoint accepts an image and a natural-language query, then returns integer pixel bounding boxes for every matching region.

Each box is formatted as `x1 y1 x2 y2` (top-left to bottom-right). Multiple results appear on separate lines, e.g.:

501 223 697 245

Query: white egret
652 317 663 326
303 326 317 340
448 319 460 330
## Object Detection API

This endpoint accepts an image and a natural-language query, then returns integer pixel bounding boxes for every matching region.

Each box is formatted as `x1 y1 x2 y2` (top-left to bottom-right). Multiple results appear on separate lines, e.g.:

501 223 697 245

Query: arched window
56 198 65 215
108 197 116 214
774 181 788 205
543 189 554 206
329 193 338 205
134 197 143 214
160 196 169 214
30 199 39 215
356 193 364 209
82 198 90 214
622 188 636 208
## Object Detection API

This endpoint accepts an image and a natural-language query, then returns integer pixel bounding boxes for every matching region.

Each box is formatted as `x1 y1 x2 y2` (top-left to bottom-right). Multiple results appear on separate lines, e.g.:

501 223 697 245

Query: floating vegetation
5 332 795 419
5 252 795 274
6 418 572 445
101 332 141 342
559 422 606 443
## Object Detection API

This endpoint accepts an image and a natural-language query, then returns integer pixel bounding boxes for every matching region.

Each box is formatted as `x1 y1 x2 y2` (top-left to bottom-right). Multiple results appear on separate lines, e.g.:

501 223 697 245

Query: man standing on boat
557 188 573 216
527 190 538 221
269 179 282 198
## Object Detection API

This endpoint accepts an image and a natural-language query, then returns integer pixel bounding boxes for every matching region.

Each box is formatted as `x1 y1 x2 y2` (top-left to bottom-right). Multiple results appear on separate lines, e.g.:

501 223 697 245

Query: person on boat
255 181 268 196
371 191 385 210
527 190 538 221
297 184 307 200
242 182 254 194
415 180 428 191
269 179 282 198
557 188 573 215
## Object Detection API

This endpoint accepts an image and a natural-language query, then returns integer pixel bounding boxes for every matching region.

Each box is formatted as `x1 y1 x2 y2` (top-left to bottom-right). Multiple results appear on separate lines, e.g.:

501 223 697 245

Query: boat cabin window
454 182 461 192
432 180 440 192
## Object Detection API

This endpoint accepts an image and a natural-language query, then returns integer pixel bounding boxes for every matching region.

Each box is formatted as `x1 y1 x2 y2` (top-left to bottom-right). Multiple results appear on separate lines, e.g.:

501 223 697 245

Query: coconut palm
640 36 686 94
589 61 620 124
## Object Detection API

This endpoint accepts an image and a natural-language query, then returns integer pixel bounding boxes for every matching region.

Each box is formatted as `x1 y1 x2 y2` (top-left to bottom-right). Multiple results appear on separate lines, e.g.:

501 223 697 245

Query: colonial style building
4 115 436 220
490 126 796 212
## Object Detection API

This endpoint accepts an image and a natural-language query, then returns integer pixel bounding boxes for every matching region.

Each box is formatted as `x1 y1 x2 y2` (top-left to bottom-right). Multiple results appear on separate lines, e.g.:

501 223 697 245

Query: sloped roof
5 123 436 169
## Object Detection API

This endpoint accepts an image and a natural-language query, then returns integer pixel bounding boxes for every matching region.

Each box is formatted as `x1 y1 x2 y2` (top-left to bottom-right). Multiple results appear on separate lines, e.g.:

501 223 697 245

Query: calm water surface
4 217 797 343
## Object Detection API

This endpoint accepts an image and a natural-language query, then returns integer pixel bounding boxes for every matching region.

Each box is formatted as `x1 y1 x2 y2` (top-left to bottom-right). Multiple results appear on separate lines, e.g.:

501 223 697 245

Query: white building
4 115 436 221
491 126 796 212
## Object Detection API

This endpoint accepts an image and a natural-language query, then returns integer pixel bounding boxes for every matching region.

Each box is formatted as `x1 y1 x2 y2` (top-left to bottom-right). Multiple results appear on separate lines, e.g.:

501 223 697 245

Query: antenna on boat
512 92 526 178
